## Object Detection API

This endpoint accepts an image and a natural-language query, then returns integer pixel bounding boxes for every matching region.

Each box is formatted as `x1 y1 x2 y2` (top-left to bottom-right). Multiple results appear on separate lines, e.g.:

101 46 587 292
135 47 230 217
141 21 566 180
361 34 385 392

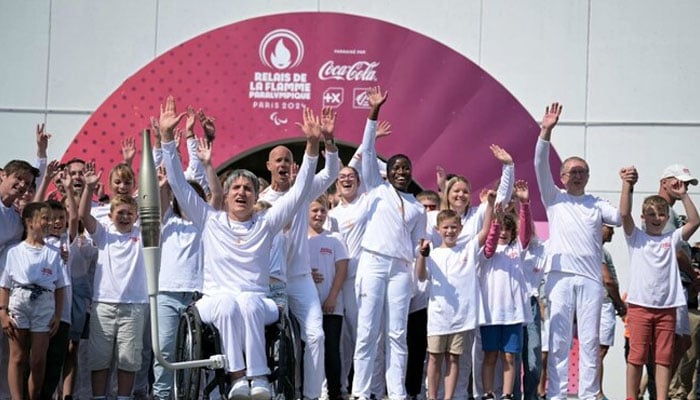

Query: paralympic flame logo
259 29 304 70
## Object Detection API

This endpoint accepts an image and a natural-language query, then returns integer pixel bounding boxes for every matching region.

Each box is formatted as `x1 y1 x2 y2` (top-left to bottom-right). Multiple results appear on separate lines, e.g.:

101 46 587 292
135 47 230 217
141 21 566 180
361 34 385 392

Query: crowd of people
0 89 698 400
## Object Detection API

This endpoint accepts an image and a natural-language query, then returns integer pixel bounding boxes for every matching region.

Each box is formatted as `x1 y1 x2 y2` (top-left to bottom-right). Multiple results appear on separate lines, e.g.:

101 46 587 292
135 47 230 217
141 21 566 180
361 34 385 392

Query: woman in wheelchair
159 97 326 400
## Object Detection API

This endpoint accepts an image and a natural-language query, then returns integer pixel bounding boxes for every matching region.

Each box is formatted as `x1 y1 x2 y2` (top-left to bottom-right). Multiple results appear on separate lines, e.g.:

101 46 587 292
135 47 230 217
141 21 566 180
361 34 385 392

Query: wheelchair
173 303 298 400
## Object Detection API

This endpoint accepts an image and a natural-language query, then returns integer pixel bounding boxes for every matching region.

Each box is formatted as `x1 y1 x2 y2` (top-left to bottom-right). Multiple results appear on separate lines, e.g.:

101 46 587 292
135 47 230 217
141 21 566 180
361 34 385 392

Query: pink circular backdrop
61 12 563 220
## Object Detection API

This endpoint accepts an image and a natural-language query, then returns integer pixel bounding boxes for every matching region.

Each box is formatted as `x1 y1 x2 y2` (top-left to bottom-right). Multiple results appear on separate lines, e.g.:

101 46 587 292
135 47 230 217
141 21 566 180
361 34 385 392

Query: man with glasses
534 103 624 400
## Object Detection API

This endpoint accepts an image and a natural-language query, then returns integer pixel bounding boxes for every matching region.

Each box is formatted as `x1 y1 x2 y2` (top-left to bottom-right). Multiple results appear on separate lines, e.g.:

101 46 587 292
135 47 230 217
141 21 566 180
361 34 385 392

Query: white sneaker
229 377 250 400
250 376 272 400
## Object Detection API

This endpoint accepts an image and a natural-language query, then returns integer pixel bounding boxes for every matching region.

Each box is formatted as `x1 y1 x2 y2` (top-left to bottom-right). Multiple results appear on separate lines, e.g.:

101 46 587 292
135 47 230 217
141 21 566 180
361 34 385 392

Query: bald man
259 108 340 400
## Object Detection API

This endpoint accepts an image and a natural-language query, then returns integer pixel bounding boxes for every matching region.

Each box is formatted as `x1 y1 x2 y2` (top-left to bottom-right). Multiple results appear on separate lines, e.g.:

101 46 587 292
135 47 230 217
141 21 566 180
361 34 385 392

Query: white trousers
352 251 412 400
545 271 604 400
288 273 326 399
341 276 358 393
196 292 278 376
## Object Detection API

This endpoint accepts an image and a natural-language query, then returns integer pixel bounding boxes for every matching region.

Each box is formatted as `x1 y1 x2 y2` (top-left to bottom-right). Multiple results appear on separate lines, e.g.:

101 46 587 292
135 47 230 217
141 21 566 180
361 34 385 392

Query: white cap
661 164 698 185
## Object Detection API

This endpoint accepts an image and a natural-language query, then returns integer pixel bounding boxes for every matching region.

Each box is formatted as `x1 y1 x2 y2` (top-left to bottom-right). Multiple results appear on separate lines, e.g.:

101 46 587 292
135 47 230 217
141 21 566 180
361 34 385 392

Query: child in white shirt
79 166 148 399
0 202 67 399
619 166 700 400
308 195 349 400
416 191 495 400
479 180 533 400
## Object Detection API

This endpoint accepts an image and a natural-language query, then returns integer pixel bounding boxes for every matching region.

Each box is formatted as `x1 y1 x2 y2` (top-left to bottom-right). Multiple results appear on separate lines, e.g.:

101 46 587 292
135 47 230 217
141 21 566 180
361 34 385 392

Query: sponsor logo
259 29 304 70
322 87 344 107
318 61 379 81
353 88 370 109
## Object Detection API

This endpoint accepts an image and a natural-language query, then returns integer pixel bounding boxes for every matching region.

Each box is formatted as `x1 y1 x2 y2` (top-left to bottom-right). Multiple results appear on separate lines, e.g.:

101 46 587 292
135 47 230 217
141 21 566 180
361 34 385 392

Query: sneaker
250 377 272 400
229 377 251 400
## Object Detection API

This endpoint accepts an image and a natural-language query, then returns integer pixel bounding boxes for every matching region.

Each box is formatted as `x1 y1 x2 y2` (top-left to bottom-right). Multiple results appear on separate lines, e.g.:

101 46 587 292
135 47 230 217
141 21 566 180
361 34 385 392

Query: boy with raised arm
620 166 700 400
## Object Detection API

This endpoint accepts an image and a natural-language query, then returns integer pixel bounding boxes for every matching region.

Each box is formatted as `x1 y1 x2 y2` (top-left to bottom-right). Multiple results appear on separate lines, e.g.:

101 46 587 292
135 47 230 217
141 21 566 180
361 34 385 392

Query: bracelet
324 138 335 146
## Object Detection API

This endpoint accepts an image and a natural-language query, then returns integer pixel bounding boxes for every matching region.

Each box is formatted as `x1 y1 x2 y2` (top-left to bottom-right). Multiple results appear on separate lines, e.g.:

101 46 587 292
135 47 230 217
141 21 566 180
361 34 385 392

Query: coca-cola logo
318 61 379 81
259 29 304 70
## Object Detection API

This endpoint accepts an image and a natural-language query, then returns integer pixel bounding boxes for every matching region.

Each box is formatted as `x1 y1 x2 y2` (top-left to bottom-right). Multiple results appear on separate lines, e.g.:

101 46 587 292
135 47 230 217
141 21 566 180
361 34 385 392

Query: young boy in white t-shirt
79 166 148 400
308 195 349 400
0 202 67 399
619 166 700 400
416 191 495 400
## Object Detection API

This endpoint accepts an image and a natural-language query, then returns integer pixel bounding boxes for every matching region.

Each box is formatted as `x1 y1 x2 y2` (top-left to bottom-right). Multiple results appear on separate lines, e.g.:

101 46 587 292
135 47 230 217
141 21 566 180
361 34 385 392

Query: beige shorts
88 302 148 372
8 287 54 332
427 331 466 355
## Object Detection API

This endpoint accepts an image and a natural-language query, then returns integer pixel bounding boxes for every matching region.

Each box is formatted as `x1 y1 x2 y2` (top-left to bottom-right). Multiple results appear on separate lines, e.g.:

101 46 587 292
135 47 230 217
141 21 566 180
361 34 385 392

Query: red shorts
627 304 676 367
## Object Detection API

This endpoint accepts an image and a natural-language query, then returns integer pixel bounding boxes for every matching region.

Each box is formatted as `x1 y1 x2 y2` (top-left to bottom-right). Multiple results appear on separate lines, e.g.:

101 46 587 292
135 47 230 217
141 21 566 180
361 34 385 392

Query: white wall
2 1 700 397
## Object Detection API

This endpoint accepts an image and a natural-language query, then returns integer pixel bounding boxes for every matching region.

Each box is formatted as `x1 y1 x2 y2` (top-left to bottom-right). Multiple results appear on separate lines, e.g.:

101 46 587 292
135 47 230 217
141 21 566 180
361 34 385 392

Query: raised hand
669 178 688 197
196 137 212 165
296 107 322 141
486 189 497 205
197 109 216 143
376 120 392 139
366 86 388 110
45 160 62 181
619 166 639 186
121 136 136 165
36 123 51 158
320 107 337 140
159 95 187 141
185 106 196 136
173 128 183 149
150 116 160 138
84 162 102 188
513 180 530 203
489 144 513 165
436 165 447 193
156 165 168 189
541 102 562 131
58 169 73 193
289 162 299 186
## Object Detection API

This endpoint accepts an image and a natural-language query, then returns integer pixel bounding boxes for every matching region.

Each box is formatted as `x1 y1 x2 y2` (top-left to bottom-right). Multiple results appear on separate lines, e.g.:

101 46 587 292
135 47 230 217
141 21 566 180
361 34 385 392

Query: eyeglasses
422 203 438 211
563 169 589 177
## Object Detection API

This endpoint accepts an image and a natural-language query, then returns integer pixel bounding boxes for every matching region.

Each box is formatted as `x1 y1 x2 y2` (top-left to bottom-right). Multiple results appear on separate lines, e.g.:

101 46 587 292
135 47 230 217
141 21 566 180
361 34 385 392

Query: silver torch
139 129 225 370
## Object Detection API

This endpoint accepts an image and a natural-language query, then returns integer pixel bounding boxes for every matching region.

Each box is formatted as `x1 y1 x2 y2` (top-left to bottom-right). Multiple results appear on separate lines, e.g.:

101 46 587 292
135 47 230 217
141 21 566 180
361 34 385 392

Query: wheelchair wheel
173 305 203 400
268 313 298 400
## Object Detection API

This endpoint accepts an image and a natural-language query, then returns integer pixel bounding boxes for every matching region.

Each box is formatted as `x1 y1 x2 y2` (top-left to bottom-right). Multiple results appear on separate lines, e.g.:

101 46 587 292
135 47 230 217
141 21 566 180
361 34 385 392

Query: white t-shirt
269 231 288 282
328 194 369 278
91 222 147 304
162 141 317 297
259 150 339 279
0 242 67 292
308 231 349 316
478 242 531 325
424 239 482 336
159 208 204 292
534 138 621 282
45 235 72 323
626 227 685 308
522 238 548 298
0 201 22 254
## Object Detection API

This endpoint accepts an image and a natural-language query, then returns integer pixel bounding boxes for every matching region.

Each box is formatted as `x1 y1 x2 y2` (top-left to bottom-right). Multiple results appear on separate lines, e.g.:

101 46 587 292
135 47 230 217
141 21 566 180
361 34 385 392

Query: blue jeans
152 291 197 399
514 296 543 400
